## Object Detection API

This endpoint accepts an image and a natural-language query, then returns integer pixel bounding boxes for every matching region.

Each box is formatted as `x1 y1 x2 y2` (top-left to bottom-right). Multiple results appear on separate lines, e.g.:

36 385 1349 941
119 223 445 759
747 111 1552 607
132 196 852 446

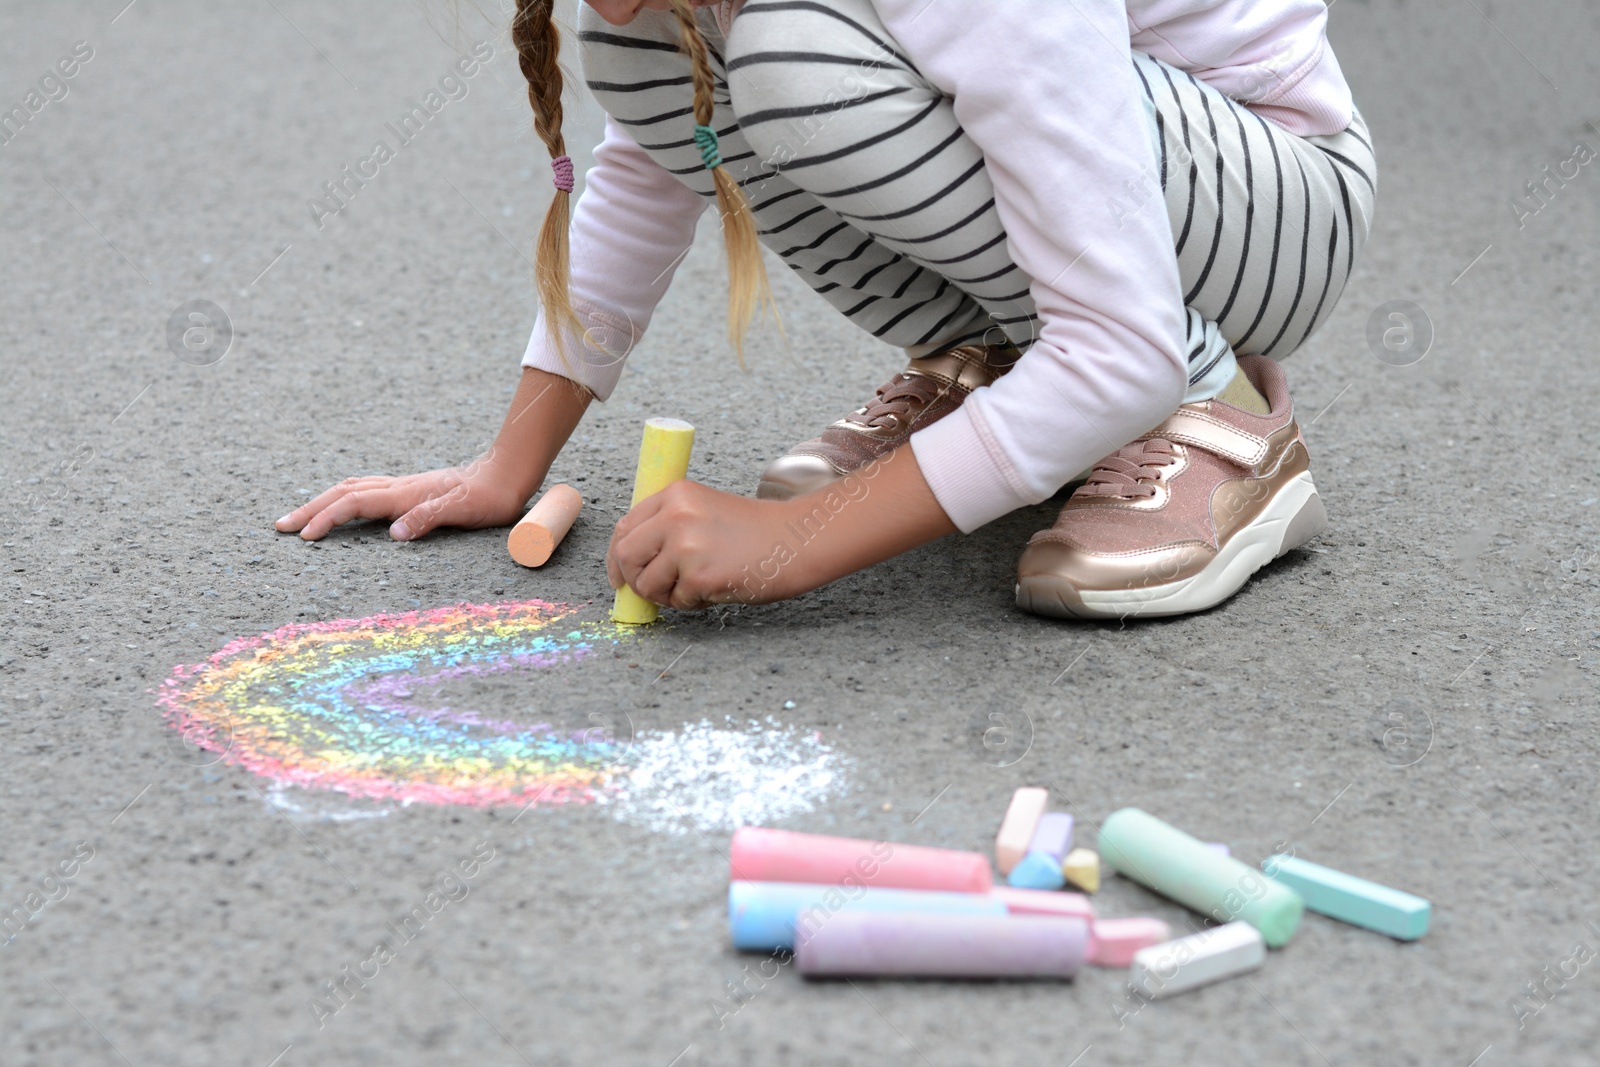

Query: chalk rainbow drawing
157 599 843 828
157 599 629 807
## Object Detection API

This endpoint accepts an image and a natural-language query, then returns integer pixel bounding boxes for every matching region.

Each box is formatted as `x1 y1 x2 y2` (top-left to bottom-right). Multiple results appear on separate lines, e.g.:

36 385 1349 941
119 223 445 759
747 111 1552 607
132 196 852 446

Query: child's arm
520 118 708 401
863 2 1191 535
280 119 704 543
276 367 589 541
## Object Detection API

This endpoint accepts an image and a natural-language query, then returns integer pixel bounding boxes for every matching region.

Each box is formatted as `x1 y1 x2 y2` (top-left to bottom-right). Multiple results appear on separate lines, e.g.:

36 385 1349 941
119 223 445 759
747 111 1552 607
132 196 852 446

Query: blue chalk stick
1006 850 1067 891
1262 855 1430 940
728 881 1005 952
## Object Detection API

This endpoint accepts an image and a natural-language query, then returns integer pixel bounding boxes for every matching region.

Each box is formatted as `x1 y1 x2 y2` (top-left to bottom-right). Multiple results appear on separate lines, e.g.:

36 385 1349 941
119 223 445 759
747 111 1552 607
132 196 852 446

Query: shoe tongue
846 373 939 426
881 372 937 401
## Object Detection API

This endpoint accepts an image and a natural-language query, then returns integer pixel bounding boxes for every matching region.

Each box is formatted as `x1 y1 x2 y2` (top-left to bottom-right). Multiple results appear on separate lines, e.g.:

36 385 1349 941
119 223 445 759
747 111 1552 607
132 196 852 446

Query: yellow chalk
611 417 696 625
1063 847 1101 893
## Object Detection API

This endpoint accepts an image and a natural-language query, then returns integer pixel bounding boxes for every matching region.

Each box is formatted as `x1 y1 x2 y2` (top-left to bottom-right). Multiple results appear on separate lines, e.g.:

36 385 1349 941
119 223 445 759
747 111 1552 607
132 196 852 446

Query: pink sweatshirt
522 0 1354 531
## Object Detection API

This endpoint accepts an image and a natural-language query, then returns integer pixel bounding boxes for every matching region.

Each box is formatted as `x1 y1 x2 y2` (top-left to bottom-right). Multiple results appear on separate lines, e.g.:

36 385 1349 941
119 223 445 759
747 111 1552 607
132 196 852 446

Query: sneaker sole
1014 470 1327 620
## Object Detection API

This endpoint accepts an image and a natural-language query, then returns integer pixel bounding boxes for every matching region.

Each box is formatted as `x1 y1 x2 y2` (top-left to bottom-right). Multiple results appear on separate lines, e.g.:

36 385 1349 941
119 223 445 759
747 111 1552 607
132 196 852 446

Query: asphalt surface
3 1 1599 1065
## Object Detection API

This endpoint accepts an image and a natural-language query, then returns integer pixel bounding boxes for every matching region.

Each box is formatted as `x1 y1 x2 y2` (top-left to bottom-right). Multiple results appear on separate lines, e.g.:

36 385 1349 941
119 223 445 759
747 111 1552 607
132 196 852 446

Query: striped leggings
577 0 1376 405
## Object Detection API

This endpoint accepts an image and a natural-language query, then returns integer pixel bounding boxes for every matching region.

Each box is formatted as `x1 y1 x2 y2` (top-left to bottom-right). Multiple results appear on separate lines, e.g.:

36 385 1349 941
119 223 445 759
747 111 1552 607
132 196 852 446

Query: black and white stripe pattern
1133 52 1377 394
577 0 1375 399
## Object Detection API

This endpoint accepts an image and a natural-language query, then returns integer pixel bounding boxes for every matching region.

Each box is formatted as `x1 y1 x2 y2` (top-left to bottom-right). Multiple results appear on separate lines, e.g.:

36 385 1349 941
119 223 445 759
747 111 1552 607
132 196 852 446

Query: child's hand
605 446 958 612
605 481 809 610
275 465 529 542
274 367 591 543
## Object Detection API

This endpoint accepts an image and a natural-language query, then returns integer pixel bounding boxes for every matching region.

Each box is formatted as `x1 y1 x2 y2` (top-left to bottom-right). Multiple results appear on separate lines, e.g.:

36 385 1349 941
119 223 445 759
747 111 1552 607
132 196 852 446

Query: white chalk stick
1129 921 1265 999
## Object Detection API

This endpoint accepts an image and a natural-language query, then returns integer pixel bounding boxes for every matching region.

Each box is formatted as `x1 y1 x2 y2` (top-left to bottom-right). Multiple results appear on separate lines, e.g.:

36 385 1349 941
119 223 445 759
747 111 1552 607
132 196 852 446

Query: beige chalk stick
994 787 1049 875
507 484 583 567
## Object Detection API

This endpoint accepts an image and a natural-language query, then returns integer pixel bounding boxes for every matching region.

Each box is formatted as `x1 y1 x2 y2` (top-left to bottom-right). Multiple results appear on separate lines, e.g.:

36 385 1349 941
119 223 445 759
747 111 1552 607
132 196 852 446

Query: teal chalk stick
1262 855 1431 941
1098 808 1304 948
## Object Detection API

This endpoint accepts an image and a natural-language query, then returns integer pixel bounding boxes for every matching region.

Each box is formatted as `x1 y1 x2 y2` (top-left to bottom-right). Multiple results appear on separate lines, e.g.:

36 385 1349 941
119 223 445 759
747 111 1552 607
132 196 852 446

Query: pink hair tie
551 155 575 193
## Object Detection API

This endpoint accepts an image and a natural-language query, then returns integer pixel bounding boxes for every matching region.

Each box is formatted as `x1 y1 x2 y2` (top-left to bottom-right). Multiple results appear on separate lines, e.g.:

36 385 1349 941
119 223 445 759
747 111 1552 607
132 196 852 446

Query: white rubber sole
1015 471 1327 620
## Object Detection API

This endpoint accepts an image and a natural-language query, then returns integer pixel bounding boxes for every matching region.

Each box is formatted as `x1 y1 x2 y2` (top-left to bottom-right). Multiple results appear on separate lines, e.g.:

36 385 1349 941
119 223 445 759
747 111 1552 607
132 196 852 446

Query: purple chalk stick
1027 812 1074 863
1207 842 1231 857
796 912 1087 979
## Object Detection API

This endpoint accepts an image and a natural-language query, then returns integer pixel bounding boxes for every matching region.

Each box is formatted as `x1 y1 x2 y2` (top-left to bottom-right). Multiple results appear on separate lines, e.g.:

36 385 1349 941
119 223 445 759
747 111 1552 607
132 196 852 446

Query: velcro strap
1141 410 1268 466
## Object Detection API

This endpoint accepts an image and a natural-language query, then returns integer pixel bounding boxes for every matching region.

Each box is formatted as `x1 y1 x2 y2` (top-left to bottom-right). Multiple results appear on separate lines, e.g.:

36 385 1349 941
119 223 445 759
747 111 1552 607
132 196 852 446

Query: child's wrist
767 494 840 596
475 445 548 504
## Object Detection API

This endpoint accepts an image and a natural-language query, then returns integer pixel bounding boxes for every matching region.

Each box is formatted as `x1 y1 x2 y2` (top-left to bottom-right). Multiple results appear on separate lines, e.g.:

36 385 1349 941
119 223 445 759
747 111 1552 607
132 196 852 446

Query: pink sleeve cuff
1252 41 1353 137
910 405 1036 534
519 297 639 402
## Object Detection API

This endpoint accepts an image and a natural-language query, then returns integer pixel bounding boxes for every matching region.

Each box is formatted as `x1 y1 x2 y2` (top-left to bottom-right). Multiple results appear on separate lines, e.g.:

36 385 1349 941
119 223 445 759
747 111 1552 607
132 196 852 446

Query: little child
278 0 1375 619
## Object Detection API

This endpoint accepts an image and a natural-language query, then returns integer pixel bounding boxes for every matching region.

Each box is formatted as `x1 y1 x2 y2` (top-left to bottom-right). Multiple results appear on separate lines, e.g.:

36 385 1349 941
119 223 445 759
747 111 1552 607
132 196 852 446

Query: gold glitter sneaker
1015 355 1327 619
756 342 1018 500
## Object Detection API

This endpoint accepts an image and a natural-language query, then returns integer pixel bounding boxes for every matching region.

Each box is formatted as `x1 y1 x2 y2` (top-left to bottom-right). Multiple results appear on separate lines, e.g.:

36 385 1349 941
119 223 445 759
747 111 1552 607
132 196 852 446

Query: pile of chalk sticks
727 788 1431 996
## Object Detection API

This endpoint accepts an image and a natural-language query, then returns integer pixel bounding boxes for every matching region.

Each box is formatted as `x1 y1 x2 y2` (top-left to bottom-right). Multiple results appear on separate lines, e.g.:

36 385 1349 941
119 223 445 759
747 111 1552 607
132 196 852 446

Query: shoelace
843 373 951 429
1075 438 1180 499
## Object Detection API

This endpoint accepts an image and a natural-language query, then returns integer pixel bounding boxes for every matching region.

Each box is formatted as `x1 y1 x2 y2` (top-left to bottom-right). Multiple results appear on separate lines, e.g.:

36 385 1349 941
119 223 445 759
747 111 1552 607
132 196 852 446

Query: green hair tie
692 123 722 170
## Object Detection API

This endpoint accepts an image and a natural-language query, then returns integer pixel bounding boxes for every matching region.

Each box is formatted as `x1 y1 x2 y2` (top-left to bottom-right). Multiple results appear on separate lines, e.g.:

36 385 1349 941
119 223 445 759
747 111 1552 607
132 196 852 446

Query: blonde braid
668 0 774 358
511 0 583 355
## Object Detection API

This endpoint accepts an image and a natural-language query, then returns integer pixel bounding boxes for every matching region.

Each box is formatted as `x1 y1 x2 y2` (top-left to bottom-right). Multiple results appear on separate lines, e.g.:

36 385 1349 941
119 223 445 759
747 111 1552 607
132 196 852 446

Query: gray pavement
3 1 1598 1065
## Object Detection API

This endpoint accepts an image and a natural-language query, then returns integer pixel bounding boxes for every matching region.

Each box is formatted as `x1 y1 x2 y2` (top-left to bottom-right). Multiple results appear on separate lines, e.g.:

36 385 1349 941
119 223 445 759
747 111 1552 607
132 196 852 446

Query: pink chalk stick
729 827 992 894
1027 812 1075 863
796 912 1088 979
1087 917 1173 967
995 787 1049 874
990 887 1096 921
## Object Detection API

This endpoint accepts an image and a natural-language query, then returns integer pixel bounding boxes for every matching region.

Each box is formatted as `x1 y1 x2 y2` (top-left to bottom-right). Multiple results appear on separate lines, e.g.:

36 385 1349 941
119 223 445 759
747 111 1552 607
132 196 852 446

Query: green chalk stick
1098 808 1304 948
1263 855 1430 940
